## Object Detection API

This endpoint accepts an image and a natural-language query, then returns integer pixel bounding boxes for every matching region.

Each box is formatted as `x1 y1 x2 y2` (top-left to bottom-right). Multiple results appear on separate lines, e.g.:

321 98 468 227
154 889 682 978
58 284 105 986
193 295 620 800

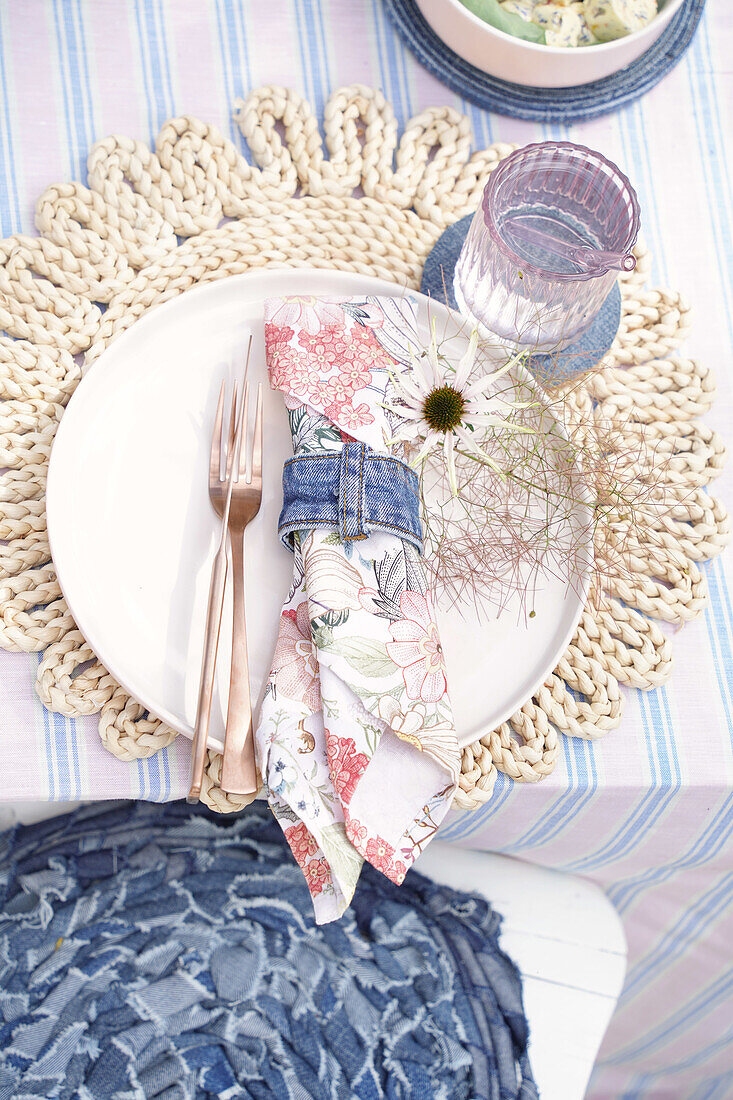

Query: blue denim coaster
421 212 622 383
384 0 705 123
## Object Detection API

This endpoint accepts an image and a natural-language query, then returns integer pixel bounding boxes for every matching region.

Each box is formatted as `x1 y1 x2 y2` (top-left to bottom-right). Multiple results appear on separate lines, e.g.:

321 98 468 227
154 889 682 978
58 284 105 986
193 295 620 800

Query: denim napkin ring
279 441 423 552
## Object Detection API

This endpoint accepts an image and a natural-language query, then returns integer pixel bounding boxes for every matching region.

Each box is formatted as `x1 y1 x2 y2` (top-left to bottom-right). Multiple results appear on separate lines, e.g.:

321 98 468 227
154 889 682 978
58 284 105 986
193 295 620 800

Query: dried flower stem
411 311 680 624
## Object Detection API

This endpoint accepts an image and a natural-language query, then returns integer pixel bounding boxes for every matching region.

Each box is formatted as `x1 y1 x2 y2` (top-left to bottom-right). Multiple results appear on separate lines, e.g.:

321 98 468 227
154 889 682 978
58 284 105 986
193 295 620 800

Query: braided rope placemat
0 85 728 814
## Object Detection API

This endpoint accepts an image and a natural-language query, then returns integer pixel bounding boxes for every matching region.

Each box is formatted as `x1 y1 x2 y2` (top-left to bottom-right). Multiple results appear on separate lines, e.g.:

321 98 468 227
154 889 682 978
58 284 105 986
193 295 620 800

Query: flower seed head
423 385 466 434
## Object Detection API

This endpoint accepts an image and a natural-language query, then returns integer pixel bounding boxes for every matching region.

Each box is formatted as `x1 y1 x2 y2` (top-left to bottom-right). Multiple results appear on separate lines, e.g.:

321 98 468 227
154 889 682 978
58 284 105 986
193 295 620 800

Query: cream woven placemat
0 85 729 813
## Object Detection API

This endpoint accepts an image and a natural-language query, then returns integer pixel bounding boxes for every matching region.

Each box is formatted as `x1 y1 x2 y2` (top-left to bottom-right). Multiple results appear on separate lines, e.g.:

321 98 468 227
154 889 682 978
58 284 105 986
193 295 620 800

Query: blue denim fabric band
279 444 423 552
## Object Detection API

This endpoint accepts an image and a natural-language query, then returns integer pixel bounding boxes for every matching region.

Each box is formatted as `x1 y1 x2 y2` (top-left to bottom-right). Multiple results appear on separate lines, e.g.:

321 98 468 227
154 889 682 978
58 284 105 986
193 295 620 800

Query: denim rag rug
0 801 537 1100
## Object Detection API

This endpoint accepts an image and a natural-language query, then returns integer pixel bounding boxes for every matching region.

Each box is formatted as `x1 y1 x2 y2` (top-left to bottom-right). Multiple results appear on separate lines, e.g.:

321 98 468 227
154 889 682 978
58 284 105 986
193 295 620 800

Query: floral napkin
256 295 460 924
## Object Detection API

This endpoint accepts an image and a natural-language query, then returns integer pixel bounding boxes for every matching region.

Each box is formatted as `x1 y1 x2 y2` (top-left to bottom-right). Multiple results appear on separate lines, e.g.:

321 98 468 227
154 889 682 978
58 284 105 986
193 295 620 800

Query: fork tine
251 383 263 486
239 336 254 478
239 382 250 477
209 381 226 487
240 381 250 480
224 382 238 480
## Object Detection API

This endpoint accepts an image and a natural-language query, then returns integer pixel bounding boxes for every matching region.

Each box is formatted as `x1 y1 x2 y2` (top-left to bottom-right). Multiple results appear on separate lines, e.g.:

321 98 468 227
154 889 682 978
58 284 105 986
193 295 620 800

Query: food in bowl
416 0 687 87
532 4 597 47
584 0 658 41
462 0 659 46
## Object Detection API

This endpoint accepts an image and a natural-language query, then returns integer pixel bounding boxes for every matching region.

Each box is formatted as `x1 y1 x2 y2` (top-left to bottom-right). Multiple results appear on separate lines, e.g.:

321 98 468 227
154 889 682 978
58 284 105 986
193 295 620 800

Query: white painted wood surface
418 844 627 1100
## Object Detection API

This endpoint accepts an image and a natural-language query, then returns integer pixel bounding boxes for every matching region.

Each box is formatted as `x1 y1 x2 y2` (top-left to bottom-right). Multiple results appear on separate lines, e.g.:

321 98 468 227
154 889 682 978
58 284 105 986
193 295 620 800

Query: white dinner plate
46 270 591 751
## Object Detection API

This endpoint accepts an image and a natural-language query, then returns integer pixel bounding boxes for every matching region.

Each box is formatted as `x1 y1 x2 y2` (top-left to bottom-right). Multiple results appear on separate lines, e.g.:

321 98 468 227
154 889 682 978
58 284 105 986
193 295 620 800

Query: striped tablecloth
0 2 731 1097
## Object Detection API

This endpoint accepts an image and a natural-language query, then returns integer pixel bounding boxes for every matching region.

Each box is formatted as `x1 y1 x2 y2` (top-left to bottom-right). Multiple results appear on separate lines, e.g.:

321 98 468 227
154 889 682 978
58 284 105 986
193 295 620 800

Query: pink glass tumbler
454 142 641 352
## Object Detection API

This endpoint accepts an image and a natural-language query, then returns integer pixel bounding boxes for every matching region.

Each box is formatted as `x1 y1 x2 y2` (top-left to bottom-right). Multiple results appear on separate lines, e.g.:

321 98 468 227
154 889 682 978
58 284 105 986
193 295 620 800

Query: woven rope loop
0 86 728 812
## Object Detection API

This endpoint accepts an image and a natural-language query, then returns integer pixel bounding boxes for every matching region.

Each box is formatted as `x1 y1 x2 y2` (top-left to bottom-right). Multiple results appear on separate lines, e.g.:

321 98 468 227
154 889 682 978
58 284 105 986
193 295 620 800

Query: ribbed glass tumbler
454 142 641 352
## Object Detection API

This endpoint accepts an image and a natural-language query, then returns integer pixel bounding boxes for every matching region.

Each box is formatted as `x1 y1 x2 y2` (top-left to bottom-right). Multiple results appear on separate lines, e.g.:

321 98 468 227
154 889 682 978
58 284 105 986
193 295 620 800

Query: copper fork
187 361 249 803
211 358 263 796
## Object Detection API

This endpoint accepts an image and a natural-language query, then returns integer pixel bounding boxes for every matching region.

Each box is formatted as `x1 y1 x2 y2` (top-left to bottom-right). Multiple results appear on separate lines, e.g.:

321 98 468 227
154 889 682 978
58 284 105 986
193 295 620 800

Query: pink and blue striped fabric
0 2 731 1097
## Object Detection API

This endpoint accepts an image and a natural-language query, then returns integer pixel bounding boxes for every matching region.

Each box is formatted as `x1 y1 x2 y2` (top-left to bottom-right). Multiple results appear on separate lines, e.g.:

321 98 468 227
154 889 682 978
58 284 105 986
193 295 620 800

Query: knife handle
188 545 228 802
221 530 259 797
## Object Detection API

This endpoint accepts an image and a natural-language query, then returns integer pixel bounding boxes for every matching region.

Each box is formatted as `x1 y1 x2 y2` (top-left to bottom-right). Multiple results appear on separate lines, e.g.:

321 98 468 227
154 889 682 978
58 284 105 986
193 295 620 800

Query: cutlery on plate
219 361 263 796
187 340 252 803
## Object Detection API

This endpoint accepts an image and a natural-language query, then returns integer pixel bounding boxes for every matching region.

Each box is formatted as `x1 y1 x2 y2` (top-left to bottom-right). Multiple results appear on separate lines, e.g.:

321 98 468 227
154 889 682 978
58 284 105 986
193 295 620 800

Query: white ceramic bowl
414 0 687 87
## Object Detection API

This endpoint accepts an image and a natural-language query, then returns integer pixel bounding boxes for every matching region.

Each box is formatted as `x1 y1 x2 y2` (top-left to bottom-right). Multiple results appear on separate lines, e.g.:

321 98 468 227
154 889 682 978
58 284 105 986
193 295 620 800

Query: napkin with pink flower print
256 294 460 924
